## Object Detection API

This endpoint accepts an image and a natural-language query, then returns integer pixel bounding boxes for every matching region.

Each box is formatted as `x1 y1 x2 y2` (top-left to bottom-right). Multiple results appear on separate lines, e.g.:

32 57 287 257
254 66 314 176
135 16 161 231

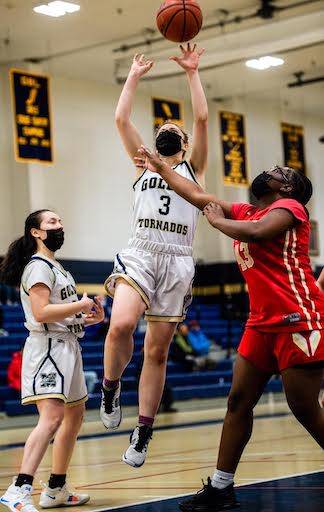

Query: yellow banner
220 111 248 186
10 69 53 164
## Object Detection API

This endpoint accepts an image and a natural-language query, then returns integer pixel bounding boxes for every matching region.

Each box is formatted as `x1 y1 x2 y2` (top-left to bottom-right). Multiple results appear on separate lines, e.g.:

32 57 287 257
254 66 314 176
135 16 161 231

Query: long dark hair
0 209 50 286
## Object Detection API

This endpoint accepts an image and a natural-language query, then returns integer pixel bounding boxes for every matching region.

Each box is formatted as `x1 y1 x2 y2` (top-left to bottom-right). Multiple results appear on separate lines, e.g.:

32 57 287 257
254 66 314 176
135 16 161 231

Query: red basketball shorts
238 326 324 374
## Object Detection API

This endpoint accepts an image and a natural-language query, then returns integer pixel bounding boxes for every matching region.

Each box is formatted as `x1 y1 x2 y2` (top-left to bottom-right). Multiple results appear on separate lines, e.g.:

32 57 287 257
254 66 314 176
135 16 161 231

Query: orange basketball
156 0 203 43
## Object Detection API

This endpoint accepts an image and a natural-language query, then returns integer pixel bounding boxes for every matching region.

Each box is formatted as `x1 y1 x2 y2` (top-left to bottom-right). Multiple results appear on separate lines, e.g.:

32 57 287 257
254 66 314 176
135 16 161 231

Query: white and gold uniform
105 161 200 321
20 253 87 406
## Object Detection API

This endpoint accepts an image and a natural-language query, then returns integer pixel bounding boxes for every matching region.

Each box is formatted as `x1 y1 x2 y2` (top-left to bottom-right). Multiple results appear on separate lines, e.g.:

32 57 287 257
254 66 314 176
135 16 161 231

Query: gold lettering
30 137 39 146
20 76 40 88
32 116 48 127
22 126 44 137
17 114 31 125
26 105 39 115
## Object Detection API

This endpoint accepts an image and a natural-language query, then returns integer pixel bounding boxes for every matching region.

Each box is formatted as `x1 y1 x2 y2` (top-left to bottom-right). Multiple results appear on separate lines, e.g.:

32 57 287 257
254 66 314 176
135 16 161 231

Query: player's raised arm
115 54 154 169
170 43 208 182
135 145 233 216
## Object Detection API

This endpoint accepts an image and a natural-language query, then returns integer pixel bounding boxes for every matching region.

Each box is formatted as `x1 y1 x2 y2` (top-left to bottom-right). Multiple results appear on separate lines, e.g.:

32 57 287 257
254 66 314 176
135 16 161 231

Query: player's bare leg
21 399 65 475
179 355 270 512
101 280 146 429
39 402 89 509
216 355 271 472
51 402 85 473
139 321 177 417
282 365 324 448
0 400 65 512
123 321 176 468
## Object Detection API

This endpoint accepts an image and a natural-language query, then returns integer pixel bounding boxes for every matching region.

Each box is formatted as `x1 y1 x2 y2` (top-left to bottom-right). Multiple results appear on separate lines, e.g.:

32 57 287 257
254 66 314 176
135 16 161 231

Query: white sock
211 469 234 490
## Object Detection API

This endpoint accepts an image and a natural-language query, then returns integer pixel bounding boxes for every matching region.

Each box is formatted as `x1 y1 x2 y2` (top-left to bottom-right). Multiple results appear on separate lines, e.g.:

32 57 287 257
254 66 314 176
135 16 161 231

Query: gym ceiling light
245 56 284 70
33 1 80 18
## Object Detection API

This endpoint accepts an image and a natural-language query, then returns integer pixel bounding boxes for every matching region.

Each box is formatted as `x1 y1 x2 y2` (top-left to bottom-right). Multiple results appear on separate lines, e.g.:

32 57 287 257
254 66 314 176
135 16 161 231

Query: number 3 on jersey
159 195 171 215
234 242 254 271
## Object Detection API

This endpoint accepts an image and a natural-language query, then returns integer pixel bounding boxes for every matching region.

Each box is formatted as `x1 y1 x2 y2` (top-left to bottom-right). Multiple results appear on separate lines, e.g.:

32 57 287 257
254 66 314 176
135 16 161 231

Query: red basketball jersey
231 198 324 332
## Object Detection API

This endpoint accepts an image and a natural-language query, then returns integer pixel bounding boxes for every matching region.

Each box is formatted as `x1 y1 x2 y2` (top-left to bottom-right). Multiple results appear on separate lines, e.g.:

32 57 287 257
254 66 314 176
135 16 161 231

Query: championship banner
10 69 53 164
220 111 248 186
152 97 184 131
281 122 306 174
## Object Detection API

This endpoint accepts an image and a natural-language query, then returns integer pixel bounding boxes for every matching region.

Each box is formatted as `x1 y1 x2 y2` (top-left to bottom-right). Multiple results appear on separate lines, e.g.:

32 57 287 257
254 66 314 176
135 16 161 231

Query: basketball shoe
39 483 89 508
0 479 38 512
179 478 239 512
100 382 122 430
122 425 153 468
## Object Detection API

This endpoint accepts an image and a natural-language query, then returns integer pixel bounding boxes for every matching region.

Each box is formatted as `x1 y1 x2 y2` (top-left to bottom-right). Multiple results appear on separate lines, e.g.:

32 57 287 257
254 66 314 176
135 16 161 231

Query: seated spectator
188 320 211 356
7 348 23 399
171 323 216 372
170 323 196 371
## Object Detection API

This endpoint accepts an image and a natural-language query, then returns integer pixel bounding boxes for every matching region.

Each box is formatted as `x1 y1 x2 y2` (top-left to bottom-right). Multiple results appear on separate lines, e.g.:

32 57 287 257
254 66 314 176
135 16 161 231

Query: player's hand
130 54 154 78
203 202 225 227
170 43 204 73
80 293 94 314
84 296 105 325
134 145 170 175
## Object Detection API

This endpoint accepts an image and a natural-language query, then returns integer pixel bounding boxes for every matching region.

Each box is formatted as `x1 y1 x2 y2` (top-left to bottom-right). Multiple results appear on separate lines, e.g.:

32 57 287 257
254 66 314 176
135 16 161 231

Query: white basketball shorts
105 238 195 322
21 332 88 407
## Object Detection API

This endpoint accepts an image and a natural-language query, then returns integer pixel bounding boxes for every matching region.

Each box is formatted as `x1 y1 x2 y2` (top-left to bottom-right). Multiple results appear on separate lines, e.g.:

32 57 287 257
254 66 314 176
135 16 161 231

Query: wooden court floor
0 399 323 511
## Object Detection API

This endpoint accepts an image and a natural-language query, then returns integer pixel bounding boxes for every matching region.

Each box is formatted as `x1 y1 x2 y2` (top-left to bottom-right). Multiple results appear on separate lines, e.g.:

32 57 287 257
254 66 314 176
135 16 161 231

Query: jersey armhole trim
22 256 57 296
184 161 199 184
133 169 147 190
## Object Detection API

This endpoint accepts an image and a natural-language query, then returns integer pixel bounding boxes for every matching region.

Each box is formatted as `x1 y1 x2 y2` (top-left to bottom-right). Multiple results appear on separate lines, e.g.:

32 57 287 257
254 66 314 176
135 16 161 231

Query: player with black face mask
155 130 183 157
251 166 292 200
0 209 105 512
135 150 322 512
101 43 208 469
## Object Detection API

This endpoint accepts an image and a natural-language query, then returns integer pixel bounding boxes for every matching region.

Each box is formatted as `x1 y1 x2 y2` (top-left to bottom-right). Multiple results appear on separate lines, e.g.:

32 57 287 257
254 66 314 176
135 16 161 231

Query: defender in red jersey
136 150 324 512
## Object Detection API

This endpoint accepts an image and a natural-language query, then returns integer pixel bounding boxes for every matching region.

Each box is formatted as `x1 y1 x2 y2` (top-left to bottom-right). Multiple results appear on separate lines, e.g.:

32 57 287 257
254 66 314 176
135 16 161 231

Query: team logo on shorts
40 372 57 388
292 330 321 357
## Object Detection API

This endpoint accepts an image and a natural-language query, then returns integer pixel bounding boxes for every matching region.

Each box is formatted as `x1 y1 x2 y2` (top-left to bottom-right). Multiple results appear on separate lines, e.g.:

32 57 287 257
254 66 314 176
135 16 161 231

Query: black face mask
43 228 65 252
156 130 183 156
251 172 273 199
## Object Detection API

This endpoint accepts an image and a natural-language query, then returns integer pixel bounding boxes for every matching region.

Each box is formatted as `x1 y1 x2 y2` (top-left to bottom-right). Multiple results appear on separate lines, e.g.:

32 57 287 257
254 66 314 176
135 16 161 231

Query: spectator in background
188 320 211 356
171 323 196 371
171 323 216 371
7 348 23 399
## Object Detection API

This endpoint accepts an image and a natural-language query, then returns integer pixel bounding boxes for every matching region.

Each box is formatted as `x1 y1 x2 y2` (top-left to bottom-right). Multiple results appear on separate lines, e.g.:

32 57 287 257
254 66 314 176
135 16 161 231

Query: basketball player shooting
100 43 208 468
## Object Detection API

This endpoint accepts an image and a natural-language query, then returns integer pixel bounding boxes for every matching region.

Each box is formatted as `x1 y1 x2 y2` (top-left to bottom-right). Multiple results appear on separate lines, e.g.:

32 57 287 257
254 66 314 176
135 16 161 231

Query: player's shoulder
269 198 309 222
22 257 58 283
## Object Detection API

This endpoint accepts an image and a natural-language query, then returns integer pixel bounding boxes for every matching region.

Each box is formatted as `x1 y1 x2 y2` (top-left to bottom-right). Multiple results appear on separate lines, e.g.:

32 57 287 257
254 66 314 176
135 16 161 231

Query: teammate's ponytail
0 209 50 286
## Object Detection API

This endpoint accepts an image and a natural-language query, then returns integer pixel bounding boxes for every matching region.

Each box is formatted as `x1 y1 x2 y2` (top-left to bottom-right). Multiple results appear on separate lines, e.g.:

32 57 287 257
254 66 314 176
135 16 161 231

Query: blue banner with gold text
10 69 53 164
152 97 184 132
281 122 306 174
220 111 248 186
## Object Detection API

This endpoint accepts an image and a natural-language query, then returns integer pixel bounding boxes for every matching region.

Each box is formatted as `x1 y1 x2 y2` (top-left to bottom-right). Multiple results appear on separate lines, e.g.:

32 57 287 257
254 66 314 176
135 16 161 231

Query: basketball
156 0 203 43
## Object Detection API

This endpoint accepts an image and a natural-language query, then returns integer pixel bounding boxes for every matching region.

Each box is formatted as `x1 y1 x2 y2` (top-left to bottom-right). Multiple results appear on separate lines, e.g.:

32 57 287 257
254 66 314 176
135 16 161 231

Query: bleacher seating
0 302 283 416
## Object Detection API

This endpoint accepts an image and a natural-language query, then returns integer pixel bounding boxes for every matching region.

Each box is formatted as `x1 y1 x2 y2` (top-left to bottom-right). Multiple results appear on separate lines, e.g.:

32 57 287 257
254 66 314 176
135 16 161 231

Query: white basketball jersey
132 161 200 247
21 253 85 337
